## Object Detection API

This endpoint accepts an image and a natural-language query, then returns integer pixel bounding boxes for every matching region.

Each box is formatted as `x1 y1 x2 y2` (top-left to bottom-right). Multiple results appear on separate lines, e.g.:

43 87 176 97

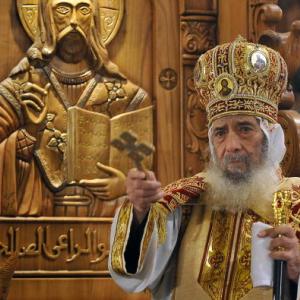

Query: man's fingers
133 191 164 204
130 188 162 199
127 168 146 180
270 250 293 262
146 170 156 181
270 235 297 251
148 191 164 202
126 168 163 213
128 176 161 190
259 225 295 239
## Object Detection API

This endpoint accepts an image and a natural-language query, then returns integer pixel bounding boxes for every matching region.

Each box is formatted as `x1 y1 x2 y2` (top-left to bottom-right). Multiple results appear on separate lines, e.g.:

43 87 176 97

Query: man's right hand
126 169 164 224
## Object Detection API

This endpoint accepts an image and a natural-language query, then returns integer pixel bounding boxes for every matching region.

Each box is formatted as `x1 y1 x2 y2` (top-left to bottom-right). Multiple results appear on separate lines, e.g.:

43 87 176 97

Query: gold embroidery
273 187 300 240
194 37 288 125
289 187 300 237
160 176 206 212
208 97 277 125
111 201 169 274
110 200 133 274
138 206 156 269
273 190 293 226
228 211 266 300
198 211 237 299
138 202 170 268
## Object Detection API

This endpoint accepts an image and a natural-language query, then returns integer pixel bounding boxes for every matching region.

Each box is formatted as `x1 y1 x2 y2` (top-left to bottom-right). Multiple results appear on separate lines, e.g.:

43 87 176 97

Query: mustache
222 153 251 183
223 153 250 165
57 26 87 42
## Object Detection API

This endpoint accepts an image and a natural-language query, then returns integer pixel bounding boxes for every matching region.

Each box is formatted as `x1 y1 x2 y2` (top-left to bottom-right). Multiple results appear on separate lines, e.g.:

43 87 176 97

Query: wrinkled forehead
210 114 259 130
51 0 92 7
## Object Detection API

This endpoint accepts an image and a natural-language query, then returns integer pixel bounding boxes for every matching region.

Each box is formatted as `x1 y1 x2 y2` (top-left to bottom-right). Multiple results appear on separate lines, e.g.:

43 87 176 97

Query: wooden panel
153 0 182 184
0 0 31 81
180 8 217 176
179 0 217 14
8 278 149 300
108 0 153 96
218 0 248 43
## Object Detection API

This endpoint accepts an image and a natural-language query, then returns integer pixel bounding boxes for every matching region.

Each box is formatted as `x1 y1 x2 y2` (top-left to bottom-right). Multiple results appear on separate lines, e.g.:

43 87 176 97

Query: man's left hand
259 225 300 282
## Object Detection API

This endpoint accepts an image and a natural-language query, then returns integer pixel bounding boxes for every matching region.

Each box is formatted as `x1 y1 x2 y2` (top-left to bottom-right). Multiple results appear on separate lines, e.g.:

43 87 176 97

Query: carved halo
214 74 237 100
16 0 124 45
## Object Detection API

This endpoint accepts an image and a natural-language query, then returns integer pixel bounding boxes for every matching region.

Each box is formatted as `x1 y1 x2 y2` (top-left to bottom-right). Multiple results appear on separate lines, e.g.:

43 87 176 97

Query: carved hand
20 82 50 125
79 162 126 201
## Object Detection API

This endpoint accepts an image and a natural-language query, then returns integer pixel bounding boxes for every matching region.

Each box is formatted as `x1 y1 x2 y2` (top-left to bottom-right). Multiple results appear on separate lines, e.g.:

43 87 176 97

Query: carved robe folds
0 58 152 217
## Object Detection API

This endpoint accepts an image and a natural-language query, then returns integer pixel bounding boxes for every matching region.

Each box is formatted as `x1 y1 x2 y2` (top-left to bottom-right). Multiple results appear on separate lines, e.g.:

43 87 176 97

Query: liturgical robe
109 173 300 300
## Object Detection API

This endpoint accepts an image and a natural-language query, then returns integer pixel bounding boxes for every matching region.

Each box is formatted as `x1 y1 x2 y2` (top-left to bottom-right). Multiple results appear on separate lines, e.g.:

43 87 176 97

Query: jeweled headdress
194 36 288 126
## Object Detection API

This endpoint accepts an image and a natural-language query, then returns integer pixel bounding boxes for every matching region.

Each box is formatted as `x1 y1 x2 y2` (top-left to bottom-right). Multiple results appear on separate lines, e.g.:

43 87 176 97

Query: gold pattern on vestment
198 209 270 300
228 210 266 300
160 175 206 212
273 190 293 226
273 188 300 239
198 210 237 299
110 199 132 274
138 206 157 267
110 200 168 274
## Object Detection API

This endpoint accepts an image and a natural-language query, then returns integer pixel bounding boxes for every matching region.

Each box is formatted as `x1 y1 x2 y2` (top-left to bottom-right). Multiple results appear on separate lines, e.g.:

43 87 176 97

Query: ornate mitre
194 36 288 126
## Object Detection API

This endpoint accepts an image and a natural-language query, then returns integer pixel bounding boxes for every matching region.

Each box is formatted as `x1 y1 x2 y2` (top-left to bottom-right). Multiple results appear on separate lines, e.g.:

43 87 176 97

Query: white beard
204 161 280 212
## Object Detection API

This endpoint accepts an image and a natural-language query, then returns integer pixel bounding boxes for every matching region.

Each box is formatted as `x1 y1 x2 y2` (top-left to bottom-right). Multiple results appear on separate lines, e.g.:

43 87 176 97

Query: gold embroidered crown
194 36 288 126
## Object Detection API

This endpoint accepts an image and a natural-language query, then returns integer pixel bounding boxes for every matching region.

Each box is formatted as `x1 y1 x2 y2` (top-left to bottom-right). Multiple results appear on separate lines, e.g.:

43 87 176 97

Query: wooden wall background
0 0 300 299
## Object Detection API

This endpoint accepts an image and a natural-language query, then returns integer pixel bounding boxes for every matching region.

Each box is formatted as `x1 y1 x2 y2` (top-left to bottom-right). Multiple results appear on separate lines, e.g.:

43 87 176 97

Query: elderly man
109 38 300 300
0 0 150 216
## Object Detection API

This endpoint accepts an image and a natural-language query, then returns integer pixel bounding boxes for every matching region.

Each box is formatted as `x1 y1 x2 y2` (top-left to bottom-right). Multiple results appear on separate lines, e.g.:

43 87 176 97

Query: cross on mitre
111 131 155 172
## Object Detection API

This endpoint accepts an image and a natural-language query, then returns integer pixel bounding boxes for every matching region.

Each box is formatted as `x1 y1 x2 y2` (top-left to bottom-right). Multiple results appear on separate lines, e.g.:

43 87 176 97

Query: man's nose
70 9 78 28
224 131 242 153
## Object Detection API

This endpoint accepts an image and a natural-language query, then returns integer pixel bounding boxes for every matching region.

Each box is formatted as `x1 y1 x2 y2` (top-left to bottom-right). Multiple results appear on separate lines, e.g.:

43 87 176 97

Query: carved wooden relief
0 0 154 299
278 110 300 176
181 18 216 56
248 0 300 176
180 11 217 176
159 68 178 90
17 0 124 45
0 0 153 219
248 0 282 42
0 218 111 275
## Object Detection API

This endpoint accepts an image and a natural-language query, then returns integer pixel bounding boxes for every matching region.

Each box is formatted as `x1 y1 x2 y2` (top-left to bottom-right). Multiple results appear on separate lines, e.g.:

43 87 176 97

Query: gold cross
111 131 155 172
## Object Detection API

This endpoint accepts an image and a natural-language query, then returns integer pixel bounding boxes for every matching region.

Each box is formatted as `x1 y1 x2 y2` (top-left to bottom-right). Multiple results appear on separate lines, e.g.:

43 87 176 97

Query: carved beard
57 28 89 63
